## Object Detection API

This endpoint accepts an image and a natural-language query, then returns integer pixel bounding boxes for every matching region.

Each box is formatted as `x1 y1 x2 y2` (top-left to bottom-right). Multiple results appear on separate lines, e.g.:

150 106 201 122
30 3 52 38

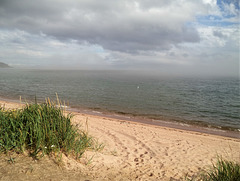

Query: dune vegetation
0 100 97 160
186 158 240 181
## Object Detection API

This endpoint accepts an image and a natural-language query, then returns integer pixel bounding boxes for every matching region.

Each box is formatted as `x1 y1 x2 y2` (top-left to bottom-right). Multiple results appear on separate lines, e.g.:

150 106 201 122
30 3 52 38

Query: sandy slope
69 113 240 180
0 100 239 180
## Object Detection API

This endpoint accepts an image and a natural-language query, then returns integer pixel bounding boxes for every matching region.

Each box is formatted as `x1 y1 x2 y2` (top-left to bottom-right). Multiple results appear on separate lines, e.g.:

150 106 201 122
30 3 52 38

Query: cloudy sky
0 0 239 77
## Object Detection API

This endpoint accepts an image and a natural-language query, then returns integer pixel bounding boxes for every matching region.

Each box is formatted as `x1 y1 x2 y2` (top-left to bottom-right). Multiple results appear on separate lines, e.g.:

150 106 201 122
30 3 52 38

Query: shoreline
0 97 239 139
70 107 240 139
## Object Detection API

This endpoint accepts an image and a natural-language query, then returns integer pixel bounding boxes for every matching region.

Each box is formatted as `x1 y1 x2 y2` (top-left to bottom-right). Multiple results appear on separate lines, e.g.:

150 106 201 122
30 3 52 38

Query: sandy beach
0 100 239 180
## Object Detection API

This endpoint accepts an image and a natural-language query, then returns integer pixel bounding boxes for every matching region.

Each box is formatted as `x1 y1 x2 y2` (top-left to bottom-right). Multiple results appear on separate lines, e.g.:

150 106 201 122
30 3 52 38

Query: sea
0 69 239 133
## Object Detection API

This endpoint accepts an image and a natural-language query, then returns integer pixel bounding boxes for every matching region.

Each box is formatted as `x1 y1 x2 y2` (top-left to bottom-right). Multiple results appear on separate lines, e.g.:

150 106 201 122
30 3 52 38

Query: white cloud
0 29 111 68
222 2 238 16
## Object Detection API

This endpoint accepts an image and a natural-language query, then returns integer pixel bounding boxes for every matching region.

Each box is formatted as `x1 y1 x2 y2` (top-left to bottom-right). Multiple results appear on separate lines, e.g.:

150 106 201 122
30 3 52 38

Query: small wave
116 115 131 119
92 111 102 114
179 123 190 127
204 127 226 133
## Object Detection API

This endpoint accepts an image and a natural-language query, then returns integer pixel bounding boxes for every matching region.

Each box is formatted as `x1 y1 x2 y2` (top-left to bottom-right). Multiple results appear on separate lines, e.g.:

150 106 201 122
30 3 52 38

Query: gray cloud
213 30 225 38
0 0 201 53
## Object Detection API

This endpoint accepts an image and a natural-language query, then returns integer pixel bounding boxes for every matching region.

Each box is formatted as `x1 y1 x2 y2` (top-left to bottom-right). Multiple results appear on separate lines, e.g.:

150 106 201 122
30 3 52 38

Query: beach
0 100 240 180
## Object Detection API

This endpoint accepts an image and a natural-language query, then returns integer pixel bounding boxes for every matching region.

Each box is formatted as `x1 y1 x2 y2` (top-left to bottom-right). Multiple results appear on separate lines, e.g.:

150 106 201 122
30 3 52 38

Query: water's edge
70 108 240 139
1 96 239 139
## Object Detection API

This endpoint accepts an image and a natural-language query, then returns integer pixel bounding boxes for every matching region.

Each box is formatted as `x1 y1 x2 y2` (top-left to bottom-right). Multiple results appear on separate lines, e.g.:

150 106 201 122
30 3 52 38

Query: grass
0 100 98 160
186 158 240 181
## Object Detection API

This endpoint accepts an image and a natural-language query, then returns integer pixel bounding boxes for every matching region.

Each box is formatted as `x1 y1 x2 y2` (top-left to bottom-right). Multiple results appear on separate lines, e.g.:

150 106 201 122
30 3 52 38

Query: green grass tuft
186 158 240 181
0 102 96 159
204 158 240 181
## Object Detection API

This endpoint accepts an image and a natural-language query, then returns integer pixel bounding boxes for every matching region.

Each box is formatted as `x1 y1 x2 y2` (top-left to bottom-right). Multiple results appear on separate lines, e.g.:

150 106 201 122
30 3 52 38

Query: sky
0 0 239 77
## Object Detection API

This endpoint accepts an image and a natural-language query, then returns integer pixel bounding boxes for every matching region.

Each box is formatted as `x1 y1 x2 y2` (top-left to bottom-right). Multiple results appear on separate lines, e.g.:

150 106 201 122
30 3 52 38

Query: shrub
0 102 94 159
186 158 240 181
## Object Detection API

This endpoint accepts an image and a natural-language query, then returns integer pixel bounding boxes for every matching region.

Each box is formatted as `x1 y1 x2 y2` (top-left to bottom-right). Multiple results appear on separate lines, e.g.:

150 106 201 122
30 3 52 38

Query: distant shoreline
0 62 11 68
0 97 239 139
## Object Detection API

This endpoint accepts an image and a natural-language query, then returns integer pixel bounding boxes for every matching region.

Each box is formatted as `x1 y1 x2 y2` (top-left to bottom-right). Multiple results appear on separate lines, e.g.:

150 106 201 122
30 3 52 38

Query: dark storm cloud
0 0 201 53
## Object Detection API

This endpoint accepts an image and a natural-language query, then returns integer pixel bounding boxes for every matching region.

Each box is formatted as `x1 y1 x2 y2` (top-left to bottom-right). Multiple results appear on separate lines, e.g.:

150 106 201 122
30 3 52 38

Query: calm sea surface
0 69 239 131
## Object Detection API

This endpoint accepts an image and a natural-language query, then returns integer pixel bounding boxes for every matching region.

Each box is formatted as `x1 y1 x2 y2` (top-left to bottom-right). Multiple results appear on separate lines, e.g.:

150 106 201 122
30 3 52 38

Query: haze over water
0 69 239 131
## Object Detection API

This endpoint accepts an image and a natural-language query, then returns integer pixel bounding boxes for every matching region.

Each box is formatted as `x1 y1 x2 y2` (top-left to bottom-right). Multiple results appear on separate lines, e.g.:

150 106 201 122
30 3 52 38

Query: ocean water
0 69 239 131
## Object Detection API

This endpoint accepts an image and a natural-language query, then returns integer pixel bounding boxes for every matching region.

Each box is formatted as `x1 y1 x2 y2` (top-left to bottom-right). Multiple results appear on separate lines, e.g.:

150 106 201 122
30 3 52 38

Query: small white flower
44 146 47 149
51 145 55 148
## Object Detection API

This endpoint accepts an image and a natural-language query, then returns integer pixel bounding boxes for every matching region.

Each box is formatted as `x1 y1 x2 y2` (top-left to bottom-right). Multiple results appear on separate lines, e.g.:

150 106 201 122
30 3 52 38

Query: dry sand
0 100 239 180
